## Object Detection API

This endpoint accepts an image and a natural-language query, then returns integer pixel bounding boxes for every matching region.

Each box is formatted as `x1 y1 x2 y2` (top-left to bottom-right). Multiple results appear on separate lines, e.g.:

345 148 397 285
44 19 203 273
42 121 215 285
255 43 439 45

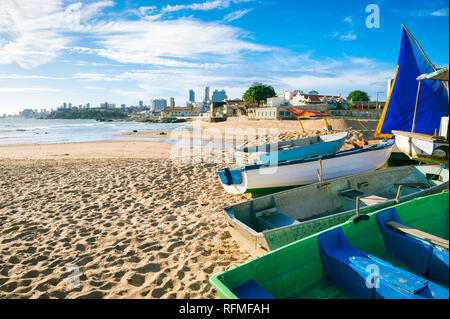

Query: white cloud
334 31 357 41
0 74 63 80
223 9 253 22
430 8 449 16
0 0 115 69
410 7 449 17
0 87 60 92
1 0 270 70
82 85 105 90
343 54 377 66
343 16 353 25
126 5 157 17
75 18 273 66
161 0 254 13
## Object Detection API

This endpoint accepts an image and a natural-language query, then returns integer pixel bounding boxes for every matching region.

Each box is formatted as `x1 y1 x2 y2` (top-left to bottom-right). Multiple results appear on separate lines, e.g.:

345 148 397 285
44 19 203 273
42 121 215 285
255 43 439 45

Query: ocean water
0 118 191 146
0 118 236 150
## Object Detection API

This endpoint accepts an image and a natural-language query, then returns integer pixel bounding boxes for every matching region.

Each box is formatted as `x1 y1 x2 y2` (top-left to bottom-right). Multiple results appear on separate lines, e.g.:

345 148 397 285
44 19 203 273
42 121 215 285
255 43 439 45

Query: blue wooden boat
234 132 348 167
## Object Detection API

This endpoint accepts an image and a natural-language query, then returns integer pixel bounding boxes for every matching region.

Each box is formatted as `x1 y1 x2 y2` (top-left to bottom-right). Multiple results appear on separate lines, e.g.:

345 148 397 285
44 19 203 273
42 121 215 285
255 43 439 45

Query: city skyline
0 0 449 115
9 85 232 115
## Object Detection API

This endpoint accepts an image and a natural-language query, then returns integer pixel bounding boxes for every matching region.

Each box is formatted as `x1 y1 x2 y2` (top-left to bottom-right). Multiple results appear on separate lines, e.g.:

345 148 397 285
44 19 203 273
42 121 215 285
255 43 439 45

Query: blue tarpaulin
375 26 449 137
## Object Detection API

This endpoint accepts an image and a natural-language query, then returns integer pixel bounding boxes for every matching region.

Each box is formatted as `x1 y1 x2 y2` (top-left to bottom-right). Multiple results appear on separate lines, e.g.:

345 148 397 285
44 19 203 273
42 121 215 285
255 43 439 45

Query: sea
0 118 234 150
0 118 190 145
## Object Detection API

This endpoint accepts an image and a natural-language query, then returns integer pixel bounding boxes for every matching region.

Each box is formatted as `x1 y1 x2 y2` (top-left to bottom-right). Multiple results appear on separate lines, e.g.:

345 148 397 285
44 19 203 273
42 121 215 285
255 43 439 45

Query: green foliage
347 103 356 110
347 90 369 102
50 108 128 120
335 101 344 109
242 82 276 107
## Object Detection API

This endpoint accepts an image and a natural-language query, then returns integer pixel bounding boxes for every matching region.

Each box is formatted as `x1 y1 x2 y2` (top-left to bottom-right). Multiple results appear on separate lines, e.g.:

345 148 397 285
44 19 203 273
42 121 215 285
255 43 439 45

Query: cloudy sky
0 0 448 114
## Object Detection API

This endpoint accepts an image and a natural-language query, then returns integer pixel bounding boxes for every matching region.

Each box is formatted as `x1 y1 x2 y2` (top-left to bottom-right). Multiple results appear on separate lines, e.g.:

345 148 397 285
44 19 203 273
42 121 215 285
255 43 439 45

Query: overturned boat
234 132 348 166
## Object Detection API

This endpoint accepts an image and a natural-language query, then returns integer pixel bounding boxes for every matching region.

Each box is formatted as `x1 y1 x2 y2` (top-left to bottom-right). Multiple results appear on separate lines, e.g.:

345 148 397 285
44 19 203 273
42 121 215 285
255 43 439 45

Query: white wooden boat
217 139 395 195
221 164 449 257
393 128 448 163
235 132 348 166
392 67 449 163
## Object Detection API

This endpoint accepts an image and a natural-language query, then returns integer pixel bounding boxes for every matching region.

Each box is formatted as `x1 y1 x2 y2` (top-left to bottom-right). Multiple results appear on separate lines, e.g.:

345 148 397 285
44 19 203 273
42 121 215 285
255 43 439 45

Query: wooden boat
374 25 449 163
393 128 449 163
393 68 449 163
235 132 348 166
210 192 449 299
217 139 395 196
221 164 448 257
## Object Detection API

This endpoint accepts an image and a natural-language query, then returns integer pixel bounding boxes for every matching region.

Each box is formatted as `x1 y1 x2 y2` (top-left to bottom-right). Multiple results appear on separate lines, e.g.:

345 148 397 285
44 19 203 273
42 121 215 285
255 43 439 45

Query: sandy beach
0 118 378 298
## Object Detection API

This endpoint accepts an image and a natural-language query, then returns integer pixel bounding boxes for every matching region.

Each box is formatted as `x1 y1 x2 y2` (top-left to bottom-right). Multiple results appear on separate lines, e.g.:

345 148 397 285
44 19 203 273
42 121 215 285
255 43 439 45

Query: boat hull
393 131 449 164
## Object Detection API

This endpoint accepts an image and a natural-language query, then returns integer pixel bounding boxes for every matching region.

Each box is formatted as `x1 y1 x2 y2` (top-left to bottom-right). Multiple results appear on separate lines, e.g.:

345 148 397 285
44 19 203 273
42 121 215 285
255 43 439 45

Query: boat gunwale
222 164 441 211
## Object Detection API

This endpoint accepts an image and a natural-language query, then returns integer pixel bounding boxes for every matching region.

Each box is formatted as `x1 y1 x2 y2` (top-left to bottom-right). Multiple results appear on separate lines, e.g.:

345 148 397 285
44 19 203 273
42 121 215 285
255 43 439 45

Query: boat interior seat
338 189 388 209
231 279 274 299
256 211 300 231
317 227 448 299
376 208 449 287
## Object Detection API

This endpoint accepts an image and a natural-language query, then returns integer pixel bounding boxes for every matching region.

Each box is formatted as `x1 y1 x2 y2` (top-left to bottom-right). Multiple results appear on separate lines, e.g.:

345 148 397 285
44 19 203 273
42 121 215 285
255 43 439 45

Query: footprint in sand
128 273 145 287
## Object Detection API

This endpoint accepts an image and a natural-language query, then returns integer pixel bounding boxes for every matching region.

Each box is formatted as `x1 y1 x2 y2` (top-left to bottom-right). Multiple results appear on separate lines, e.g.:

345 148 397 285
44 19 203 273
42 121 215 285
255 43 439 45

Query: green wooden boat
210 192 449 299
223 164 448 257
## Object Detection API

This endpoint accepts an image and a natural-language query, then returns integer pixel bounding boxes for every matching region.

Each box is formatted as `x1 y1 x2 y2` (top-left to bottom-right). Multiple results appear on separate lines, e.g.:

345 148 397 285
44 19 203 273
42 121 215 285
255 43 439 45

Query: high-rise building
170 97 175 107
189 90 195 103
211 89 227 102
204 86 210 103
68 103 72 109
150 99 167 111
100 102 116 108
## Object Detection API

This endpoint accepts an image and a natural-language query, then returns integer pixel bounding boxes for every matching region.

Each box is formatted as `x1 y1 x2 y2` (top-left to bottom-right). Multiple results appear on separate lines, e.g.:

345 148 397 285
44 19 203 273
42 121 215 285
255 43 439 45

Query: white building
266 95 288 107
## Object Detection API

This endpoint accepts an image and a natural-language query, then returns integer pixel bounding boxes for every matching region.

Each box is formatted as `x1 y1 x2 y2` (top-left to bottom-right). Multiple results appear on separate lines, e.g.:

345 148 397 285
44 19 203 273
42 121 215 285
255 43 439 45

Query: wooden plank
359 195 387 206
387 221 449 250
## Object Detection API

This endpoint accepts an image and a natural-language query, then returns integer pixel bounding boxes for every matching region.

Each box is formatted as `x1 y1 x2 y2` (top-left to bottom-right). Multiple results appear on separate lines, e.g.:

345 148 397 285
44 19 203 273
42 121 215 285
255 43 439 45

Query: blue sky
0 0 448 114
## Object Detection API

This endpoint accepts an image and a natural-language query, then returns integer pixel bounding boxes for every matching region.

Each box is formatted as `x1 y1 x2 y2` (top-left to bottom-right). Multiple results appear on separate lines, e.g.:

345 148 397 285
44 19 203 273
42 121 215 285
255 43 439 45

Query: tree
347 90 369 102
242 83 276 107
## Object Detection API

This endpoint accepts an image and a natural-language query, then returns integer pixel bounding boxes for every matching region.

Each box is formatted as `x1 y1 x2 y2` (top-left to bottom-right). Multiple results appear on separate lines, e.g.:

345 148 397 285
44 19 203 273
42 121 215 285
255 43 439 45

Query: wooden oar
386 221 449 250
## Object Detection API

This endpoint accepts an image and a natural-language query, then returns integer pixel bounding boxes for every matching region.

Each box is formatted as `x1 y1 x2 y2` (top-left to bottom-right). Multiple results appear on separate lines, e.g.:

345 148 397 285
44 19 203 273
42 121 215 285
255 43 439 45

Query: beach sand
0 118 379 299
